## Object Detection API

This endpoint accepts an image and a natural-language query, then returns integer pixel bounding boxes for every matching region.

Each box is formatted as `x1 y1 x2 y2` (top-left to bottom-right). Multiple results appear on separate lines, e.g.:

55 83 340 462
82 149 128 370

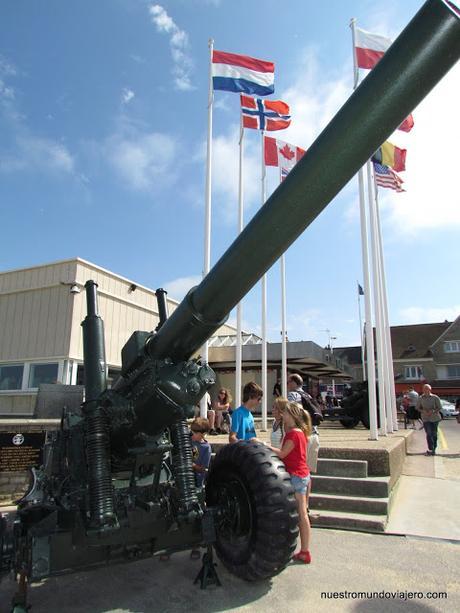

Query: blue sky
1 0 459 349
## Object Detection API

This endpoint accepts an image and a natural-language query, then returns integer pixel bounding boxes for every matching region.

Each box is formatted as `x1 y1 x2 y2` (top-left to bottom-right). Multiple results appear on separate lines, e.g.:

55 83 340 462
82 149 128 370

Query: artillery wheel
206 441 298 581
340 417 360 428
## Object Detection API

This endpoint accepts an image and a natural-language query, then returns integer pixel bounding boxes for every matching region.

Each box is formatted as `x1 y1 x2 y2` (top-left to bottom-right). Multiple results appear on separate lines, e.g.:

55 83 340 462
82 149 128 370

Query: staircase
309 458 392 532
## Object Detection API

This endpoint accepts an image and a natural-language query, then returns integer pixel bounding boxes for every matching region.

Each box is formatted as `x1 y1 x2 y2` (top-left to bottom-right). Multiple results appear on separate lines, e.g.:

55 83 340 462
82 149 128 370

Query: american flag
281 167 289 181
372 162 405 192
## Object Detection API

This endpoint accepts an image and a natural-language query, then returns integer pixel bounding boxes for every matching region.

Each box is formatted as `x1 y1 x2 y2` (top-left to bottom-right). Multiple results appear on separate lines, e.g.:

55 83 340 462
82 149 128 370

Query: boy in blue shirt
229 381 263 443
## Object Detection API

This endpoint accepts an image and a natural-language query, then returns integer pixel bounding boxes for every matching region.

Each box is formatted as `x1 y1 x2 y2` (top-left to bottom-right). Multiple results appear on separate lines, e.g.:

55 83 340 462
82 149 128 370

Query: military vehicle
324 382 374 429
1 1 459 610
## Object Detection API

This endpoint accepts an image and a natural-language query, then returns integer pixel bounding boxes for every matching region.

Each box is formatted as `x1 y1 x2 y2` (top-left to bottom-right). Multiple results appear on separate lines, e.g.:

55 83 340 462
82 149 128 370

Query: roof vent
407 344 415 352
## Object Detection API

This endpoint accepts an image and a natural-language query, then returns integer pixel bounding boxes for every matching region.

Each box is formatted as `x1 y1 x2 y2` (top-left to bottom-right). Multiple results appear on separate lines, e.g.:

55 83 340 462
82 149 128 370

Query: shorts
290 474 311 495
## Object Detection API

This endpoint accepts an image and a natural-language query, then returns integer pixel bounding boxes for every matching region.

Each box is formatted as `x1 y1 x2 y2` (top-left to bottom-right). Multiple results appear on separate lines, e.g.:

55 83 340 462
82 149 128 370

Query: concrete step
310 492 388 515
313 475 390 498
310 509 387 533
316 458 368 478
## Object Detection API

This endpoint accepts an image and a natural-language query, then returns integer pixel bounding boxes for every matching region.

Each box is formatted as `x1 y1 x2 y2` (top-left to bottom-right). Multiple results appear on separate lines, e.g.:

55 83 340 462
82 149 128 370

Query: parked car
439 399 459 418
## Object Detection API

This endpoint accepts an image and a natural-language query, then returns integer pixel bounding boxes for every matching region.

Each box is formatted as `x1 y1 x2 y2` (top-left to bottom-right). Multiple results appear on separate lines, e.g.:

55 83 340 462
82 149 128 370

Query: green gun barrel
147 0 460 363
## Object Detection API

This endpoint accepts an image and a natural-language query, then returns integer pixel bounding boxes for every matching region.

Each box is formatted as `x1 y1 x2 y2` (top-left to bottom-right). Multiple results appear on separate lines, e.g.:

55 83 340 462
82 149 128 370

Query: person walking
416 384 442 456
407 386 422 429
267 401 312 564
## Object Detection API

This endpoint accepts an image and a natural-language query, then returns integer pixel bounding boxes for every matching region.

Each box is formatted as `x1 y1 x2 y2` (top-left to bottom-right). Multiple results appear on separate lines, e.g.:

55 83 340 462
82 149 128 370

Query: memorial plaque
0 431 46 472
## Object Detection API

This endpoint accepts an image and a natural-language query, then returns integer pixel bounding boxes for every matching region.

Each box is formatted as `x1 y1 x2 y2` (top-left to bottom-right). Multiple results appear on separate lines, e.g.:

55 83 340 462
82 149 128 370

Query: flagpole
375 221 394 433
351 17 378 440
200 38 214 418
357 282 366 380
235 121 244 409
261 130 268 431
280 168 288 398
366 160 388 435
373 176 398 429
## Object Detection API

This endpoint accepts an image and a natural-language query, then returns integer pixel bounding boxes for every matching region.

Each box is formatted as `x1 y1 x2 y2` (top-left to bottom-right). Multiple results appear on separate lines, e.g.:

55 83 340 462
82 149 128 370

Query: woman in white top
270 397 286 447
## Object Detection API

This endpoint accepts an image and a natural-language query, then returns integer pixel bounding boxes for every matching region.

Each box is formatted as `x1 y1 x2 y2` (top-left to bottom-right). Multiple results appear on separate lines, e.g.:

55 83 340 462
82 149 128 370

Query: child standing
190 417 212 487
268 400 312 564
190 417 212 561
270 397 286 448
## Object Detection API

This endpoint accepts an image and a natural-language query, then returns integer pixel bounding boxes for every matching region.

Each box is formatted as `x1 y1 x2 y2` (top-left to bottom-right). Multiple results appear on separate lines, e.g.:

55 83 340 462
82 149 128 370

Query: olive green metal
148 0 459 363
82 280 107 401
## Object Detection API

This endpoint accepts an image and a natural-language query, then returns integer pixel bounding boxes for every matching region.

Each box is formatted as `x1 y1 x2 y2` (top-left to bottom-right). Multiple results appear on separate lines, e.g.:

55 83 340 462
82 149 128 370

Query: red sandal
293 550 311 564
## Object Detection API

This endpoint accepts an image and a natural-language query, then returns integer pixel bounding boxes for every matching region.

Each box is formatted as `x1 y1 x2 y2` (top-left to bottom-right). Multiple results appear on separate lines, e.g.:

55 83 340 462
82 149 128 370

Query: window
447 365 460 379
29 363 59 388
444 341 460 353
0 364 24 390
404 365 423 380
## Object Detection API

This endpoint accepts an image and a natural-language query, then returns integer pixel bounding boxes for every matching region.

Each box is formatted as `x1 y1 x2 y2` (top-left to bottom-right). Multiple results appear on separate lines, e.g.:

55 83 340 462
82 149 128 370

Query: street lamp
321 329 337 397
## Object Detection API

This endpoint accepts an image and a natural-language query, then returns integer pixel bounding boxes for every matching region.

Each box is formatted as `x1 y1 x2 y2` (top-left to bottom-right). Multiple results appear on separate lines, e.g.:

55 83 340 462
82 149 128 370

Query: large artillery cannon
1 1 459 609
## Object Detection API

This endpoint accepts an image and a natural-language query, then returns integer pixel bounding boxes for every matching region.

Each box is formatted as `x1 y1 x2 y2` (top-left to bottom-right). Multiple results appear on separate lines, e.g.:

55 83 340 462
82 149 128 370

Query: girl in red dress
268 400 312 564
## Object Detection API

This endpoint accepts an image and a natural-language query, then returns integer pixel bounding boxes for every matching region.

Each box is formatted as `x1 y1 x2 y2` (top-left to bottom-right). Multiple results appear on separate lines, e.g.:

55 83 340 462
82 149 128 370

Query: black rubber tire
340 417 360 428
206 441 298 581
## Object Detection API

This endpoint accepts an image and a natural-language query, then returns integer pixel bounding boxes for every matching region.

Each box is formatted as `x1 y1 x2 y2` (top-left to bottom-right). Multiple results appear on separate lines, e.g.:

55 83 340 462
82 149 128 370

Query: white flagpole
200 38 214 419
351 18 378 440
366 160 388 435
374 177 398 429
279 168 288 398
235 120 244 408
261 131 268 431
357 282 366 380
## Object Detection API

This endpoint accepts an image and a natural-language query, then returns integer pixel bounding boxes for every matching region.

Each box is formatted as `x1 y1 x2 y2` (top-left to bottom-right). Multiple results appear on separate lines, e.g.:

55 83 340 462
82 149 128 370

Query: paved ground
386 418 460 540
1 419 458 612
1 529 458 613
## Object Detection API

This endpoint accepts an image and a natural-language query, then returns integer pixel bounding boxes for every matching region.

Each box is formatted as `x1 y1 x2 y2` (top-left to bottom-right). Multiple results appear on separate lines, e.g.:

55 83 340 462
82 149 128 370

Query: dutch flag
212 50 274 96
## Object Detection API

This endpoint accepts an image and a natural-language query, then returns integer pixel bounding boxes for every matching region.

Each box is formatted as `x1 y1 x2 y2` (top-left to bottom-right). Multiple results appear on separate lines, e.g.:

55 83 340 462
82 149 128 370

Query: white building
0 258 238 416
0 258 351 417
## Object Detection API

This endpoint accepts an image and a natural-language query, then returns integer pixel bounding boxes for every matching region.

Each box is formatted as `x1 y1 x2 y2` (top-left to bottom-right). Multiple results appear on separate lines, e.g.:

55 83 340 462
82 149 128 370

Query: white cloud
107 130 177 191
0 55 76 176
378 64 460 233
0 135 74 174
149 4 194 91
211 126 261 223
398 306 460 325
276 45 460 236
279 48 351 152
287 308 323 343
163 275 201 301
121 88 135 105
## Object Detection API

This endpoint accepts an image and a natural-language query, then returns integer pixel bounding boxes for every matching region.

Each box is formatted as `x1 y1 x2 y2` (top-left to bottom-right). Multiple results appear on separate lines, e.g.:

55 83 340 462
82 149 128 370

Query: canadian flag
264 136 305 171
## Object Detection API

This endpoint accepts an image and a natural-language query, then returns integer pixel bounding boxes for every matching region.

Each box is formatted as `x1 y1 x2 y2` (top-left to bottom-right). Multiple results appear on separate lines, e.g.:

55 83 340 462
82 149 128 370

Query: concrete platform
211 422 412 487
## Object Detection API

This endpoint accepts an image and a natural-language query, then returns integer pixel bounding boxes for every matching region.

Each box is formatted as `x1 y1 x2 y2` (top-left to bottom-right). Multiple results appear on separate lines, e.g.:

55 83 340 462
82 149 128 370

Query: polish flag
354 27 392 69
264 136 305 170
355 27 414 132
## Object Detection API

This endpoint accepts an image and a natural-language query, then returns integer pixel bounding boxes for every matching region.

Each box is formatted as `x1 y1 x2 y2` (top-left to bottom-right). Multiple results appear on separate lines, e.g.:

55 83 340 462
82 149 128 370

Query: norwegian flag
241 95 291 131
264 136 305 170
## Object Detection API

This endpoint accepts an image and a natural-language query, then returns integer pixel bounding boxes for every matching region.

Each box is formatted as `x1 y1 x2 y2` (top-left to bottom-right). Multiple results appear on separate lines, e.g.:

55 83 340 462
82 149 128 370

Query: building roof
336 322 454 363
390 322 451 359
334 346 362 365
